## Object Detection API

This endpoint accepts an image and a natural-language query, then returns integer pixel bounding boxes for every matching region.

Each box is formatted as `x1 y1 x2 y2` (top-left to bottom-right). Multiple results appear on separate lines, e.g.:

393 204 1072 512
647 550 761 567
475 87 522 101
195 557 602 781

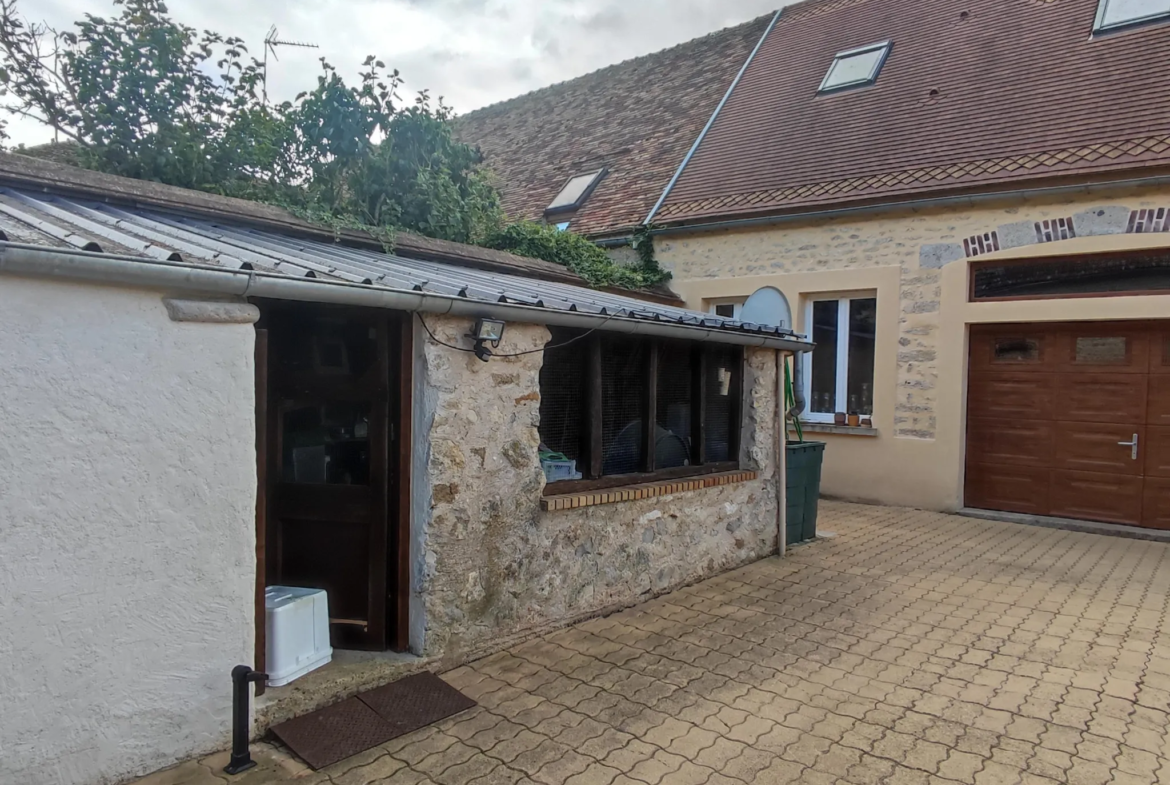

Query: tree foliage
0 0 667 287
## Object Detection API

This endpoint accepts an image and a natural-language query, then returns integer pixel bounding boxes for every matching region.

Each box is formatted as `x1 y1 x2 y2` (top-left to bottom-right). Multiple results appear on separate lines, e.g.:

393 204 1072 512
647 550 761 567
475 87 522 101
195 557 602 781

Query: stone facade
411 315 780 663
659 183 1170 441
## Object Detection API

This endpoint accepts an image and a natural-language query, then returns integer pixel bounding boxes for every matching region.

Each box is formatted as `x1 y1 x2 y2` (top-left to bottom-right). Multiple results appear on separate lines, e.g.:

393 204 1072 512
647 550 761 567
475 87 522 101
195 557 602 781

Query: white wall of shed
0 277 256 785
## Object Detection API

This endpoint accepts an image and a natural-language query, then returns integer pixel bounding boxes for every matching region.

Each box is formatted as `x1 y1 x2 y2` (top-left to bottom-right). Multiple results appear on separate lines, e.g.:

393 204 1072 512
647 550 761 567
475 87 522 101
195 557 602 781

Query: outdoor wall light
470 318 506 362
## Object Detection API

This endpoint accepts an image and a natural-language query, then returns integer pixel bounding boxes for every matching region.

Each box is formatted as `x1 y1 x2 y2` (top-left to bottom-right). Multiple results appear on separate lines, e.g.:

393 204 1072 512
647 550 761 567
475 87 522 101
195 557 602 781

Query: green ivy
483 222 669 289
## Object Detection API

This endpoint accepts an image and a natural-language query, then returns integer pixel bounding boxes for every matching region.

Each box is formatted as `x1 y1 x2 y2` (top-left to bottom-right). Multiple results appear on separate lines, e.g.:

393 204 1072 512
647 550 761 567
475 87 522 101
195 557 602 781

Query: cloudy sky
11 0 783 147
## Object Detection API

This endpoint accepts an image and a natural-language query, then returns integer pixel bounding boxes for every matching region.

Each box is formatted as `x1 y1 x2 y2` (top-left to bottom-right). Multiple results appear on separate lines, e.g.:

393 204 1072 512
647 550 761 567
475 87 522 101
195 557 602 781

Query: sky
11 0 784 147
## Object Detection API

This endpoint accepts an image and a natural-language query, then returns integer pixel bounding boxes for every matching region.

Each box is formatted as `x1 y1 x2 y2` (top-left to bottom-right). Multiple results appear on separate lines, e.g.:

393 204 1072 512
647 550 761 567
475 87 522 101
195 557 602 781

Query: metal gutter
650 172 1170 236
643 8 783 226
0 243 813 353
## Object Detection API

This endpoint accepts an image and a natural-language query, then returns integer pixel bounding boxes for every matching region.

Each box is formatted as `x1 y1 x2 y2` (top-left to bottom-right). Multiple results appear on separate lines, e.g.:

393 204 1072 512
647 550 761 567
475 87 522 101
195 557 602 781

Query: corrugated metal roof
0 187 803 341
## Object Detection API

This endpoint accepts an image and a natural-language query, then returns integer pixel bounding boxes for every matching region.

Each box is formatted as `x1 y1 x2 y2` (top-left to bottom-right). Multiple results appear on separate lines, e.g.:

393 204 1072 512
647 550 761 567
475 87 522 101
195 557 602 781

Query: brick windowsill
541 470 758 511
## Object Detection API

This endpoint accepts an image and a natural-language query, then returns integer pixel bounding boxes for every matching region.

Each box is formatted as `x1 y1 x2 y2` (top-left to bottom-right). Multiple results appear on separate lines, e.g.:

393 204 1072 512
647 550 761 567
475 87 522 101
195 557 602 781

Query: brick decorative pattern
962 231 1000 257
659 133 1170 222
1128 207 1170 233
1035 216 1077 242
541 470 758 511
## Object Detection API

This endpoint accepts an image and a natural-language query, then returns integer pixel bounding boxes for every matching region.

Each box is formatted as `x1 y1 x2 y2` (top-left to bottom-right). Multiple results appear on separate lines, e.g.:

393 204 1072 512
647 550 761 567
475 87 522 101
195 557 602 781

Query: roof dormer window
1094 0 1170 32
818 41 891 94
545 169 606 215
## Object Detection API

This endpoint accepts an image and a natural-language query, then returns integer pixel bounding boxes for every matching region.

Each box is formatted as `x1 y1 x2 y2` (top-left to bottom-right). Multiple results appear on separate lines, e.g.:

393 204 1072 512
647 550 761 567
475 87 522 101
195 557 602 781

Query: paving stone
130 502 1170 785
562 763 623 785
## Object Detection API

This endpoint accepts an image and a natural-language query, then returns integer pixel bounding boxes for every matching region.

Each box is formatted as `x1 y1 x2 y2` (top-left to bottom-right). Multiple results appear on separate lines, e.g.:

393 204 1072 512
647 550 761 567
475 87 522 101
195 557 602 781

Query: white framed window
1094 0 1170 32
803 295 877 422
708 300 745 320
818 41 891 94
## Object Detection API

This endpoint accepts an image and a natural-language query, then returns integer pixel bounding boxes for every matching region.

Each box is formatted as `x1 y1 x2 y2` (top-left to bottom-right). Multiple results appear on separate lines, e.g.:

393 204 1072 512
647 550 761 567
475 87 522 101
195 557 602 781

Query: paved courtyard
153 502 1170 785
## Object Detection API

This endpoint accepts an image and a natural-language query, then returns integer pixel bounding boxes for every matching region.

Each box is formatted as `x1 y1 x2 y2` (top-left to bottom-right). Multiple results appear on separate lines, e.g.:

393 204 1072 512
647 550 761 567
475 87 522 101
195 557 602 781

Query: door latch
1118 433 1139 461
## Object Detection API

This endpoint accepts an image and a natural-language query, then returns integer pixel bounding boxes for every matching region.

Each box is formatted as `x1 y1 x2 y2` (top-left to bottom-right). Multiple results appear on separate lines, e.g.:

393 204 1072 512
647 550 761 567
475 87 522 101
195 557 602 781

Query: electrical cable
415 311 620 358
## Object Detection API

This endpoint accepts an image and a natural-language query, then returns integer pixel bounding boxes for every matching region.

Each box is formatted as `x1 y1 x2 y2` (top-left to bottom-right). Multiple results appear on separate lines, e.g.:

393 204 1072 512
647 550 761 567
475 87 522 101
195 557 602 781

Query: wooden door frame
254 327 268 694
391 313 413 652
254 302 413 653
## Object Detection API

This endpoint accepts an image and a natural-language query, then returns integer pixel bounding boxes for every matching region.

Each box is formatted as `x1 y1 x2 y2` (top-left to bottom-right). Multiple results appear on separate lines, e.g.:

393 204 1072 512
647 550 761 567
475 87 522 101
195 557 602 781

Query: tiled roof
659 0 1170 223
455 14 775 238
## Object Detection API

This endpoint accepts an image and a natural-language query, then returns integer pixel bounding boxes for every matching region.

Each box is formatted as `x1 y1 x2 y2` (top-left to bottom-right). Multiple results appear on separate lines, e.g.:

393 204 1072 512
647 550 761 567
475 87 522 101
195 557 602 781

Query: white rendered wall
0 278 256 785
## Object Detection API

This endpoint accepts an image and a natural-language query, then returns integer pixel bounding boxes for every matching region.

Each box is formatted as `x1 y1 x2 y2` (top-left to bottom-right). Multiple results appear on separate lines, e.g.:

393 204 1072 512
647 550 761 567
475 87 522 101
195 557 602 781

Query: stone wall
411 315 780 662
656 182 1170 510
658 183 1170 441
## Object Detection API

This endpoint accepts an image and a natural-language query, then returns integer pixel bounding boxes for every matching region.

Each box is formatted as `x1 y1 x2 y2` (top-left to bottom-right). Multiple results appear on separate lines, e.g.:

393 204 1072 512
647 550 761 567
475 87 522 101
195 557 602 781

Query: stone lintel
164 298 260 324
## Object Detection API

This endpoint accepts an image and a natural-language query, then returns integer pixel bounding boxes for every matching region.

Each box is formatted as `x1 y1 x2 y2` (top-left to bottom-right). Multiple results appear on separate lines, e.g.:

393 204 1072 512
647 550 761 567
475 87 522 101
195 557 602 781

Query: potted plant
784 356 825 545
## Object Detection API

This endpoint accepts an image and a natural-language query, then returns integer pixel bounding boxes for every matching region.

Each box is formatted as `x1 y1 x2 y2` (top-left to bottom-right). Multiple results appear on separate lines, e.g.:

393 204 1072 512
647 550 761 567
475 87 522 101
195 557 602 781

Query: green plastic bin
786 441 825 545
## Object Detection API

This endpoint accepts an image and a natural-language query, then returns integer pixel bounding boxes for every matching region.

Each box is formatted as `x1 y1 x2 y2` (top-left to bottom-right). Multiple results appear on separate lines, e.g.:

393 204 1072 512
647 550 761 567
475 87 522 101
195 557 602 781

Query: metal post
225 665 268 775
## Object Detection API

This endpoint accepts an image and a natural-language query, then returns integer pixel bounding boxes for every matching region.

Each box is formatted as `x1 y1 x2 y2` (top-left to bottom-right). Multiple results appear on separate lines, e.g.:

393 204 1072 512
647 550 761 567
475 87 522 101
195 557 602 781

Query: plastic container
265 586 333 687
786 441 825 545
541 458 582 482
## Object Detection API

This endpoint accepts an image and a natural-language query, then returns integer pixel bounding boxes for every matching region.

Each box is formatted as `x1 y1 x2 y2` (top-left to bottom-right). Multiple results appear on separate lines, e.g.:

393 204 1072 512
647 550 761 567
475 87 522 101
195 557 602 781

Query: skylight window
1094 0 1170 31
545 169 605 214
818 41 891 94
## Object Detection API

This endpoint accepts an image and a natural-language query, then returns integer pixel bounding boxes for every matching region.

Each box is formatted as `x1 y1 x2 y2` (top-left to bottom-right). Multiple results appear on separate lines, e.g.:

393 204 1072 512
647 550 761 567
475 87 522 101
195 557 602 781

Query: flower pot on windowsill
847 413 860 427
834 412 847 426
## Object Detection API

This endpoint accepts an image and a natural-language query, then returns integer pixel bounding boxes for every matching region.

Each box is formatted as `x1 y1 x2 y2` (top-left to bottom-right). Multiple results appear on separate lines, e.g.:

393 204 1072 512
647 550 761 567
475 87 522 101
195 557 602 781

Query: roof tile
661 0 1170 221
455 15 775 237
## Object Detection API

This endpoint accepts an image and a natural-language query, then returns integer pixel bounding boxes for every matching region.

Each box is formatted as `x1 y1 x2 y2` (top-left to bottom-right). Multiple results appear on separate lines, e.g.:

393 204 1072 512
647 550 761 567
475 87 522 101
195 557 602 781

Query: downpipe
225 665 268 775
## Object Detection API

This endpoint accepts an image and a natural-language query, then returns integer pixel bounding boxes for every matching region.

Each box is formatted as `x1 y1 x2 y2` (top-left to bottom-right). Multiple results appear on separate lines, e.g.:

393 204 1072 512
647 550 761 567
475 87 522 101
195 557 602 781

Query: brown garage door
966 321 1170 529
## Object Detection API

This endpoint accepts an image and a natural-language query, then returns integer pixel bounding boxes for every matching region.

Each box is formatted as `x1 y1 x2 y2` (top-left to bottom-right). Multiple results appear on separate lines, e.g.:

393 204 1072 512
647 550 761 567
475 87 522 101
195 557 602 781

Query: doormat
270 672 476 770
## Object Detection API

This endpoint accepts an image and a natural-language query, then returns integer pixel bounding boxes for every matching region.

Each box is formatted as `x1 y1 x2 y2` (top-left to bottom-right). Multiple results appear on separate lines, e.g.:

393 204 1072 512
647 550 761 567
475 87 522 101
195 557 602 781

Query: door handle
1117 433 1139 460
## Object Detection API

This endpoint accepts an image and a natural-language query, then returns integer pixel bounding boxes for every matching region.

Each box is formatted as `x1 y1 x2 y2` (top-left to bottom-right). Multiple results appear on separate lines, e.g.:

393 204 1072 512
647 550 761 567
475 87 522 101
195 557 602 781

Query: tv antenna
262 25 319 103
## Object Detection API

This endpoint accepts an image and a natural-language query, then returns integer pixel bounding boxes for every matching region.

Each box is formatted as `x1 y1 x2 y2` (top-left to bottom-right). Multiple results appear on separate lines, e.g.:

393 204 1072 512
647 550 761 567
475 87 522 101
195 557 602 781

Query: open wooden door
264 304 395 650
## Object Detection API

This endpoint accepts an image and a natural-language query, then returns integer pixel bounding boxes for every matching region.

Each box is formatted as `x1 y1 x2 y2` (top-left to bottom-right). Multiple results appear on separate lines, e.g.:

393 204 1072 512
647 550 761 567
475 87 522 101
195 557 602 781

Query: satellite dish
739 286 792 330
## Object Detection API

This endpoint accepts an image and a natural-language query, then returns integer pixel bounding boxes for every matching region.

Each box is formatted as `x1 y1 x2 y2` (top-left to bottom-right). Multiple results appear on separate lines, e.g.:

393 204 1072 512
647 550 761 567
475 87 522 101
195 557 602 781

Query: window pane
714 303 737 318
810 300 839 414
271 316 377 381
1098 0 1170 29
827 49 884 85
538 329 587 465
601 336 646 476
705 346 740 463
971 252 1170 300
281 401 371 485
846 298 876 416
1075 336 1128 365
548 170 603 211
821 43 889 91
656 341 693 469
994 337 1041 363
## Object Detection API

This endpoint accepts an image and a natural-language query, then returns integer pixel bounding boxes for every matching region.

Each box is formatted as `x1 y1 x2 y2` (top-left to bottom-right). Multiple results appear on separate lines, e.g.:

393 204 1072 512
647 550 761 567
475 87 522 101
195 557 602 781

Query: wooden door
266 306 392 650
1147 325 1170 529
966 321 1163 528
